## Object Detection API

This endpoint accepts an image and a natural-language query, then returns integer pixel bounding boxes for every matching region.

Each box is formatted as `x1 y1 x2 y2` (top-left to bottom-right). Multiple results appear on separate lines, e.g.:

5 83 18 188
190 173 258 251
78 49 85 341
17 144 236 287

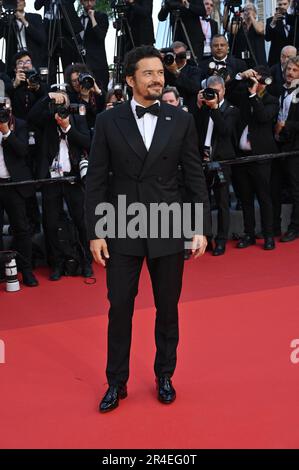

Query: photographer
266 1 293 67
158 0 206 63
195 75 239 255
34 0 84 84
105 87 126 110
65 63 105 130
0 0 46 72
269 45 297 97
226 2 267 68
162 41 202 114
112 0 155 53
79 0 109 90
274 56 299 242
0 96 38 287
198 0 218 61
27 91 92 280
233 66 279 251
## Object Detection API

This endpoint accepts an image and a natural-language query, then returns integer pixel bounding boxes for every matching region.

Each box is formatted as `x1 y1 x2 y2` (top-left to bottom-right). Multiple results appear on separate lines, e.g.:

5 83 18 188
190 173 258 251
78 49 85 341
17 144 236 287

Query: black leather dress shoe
49 266 64 281
237 235 256 249
264 237 275 250
156 377 176 404
99 384 127 413
280 230 299 242
22 271 39 287
82 263 94 278
213 243 226 256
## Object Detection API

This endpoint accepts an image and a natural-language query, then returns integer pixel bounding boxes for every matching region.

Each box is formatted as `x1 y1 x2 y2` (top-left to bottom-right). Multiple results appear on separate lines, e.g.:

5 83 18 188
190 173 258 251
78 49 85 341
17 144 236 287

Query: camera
113 83 125 101
0 97 11 123
1 0 17 11
49 101 86 119
208 62 231 81
78 73 95 90
224 0 242 8
202 87 218 101
23 67 48 86
246 74 272 88
160 47 189 66
111 0 130 13
204 161 227 187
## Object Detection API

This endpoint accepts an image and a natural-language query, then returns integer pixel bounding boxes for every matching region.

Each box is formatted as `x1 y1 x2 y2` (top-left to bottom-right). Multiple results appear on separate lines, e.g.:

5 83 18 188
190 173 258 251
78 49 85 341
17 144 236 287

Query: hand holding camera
48 92 66 105
13 68 26 88
55 114 70 131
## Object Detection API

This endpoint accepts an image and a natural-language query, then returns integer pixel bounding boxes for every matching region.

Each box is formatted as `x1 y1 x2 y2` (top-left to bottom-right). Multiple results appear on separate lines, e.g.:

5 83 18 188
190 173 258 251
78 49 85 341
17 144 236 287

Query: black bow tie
135 103 160 119
214 60 226 66
285 87 296 95
202 17 211 22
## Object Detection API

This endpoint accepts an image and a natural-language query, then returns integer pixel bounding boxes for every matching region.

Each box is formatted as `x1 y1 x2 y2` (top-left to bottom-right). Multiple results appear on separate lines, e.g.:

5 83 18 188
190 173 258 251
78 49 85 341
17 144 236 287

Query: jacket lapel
139 103 176 177
114 102 148 161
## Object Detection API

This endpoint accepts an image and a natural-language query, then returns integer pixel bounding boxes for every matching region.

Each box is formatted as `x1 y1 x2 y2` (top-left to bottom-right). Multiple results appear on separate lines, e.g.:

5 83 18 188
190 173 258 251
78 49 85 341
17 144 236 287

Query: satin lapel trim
114 103 148 161
139 105 176 177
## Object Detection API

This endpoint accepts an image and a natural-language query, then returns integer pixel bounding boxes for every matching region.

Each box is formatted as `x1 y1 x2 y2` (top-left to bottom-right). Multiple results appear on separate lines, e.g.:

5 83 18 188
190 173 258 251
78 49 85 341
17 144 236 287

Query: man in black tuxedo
79 0 109 91
269 45 297 97
85 45 211 413
28 91 92 280
0 0 46 72
163 41 202 115
34 0 83 84
195 75 239 255
233 66 279 250
265 0 292 67
275 56 299 242
158 0 206 64
198 0 218 61
0 97 38 287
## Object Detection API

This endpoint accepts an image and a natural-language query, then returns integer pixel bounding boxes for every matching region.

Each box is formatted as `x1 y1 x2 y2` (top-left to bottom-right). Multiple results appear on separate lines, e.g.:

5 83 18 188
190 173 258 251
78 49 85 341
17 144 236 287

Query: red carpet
1 240 299 448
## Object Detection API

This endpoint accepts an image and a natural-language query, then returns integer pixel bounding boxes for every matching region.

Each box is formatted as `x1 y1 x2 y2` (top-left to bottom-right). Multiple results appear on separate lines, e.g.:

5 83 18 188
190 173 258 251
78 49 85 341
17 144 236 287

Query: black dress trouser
233 162 274 237
105 250 185 386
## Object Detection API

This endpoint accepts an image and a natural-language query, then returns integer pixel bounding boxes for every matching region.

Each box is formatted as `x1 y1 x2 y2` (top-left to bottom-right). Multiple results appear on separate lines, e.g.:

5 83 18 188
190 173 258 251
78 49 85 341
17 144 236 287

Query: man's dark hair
64 62 92 88
211 34 228 44
12 50 33 69
124 45 163 77
253 65 272 77
162 86 180 99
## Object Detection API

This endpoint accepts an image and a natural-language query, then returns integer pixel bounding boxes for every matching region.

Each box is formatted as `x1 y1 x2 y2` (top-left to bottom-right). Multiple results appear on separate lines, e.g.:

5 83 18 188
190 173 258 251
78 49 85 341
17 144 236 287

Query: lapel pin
165 116 172 121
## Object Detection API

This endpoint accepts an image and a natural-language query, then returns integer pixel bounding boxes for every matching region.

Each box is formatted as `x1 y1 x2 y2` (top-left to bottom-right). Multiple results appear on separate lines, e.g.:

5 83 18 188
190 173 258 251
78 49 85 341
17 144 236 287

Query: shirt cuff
249 93 257 98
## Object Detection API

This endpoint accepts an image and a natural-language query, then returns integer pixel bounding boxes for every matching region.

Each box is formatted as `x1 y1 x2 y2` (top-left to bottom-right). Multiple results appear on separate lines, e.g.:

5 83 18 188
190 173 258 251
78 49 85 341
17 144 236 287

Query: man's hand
13 68 26 88
0 122 10 134
90 239 110 267
275 120 285 135
191 235 207 258
15 11 28 26
48 92 66 104
165 62 179 75
240 69 256 80
248 76 259 95
204 97 219 109
197 90 205 109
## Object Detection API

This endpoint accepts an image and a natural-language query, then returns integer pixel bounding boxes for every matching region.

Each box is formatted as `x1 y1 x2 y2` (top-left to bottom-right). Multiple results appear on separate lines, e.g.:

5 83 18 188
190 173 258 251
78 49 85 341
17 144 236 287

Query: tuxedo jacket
34 0 83 35
85 101 211 258
195 99 240 161
265 16 292 67
80 11 108 72
158 0 206 61
279 98 299 151
268 63 284 98
1 118 33 197
28 96 91 179
0 13 46 71
164 64 202 114
126 0 155 47
196 18 218 62
237 91 279 156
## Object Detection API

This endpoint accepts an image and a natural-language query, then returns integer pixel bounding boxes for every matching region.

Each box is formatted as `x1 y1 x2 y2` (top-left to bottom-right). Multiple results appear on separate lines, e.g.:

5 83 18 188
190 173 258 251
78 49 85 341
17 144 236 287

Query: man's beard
144 91 162 101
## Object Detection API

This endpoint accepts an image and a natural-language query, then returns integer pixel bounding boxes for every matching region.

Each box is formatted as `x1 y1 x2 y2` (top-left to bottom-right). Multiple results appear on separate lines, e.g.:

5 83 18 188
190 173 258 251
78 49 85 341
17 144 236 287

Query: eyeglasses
71 78 79 83
16 59 32 66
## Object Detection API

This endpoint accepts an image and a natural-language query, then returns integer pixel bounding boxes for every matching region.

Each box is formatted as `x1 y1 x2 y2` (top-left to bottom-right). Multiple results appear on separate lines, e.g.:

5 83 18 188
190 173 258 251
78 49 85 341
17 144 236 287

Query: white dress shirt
0 132 10 179
130 97 159 151
200 17 212 55
50 126 72 176
16 20 27 51
204 99 225 149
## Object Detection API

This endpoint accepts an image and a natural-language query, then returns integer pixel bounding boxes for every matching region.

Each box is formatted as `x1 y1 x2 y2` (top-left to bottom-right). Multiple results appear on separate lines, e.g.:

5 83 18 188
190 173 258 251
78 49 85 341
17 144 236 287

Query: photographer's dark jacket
79 11 109 88
7 82 48 120
279 98 299 151
164 64 202 114
194 99 240 161
85 101 211 257
0 13 46 72
158 0 206 62
265 15 293 67
1 117 33 197
237 90 279 156
126 0 155 47
27 95 91 179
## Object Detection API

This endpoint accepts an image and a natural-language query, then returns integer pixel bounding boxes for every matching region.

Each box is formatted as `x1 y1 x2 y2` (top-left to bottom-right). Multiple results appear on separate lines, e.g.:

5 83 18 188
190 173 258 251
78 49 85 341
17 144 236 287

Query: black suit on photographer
195 76 239 254
0 99 38 286
79 1 109 90
158 0 206 63
0 4 46 73
233 67 279 249
163 42 202 115
124 0 155 48
34 0 83 84
28 92 92 279
265 4 293 68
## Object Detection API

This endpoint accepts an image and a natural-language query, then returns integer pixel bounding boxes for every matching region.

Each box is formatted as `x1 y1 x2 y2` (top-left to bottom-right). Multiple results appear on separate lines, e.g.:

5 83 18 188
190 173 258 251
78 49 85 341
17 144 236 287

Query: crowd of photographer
1 0 299 287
